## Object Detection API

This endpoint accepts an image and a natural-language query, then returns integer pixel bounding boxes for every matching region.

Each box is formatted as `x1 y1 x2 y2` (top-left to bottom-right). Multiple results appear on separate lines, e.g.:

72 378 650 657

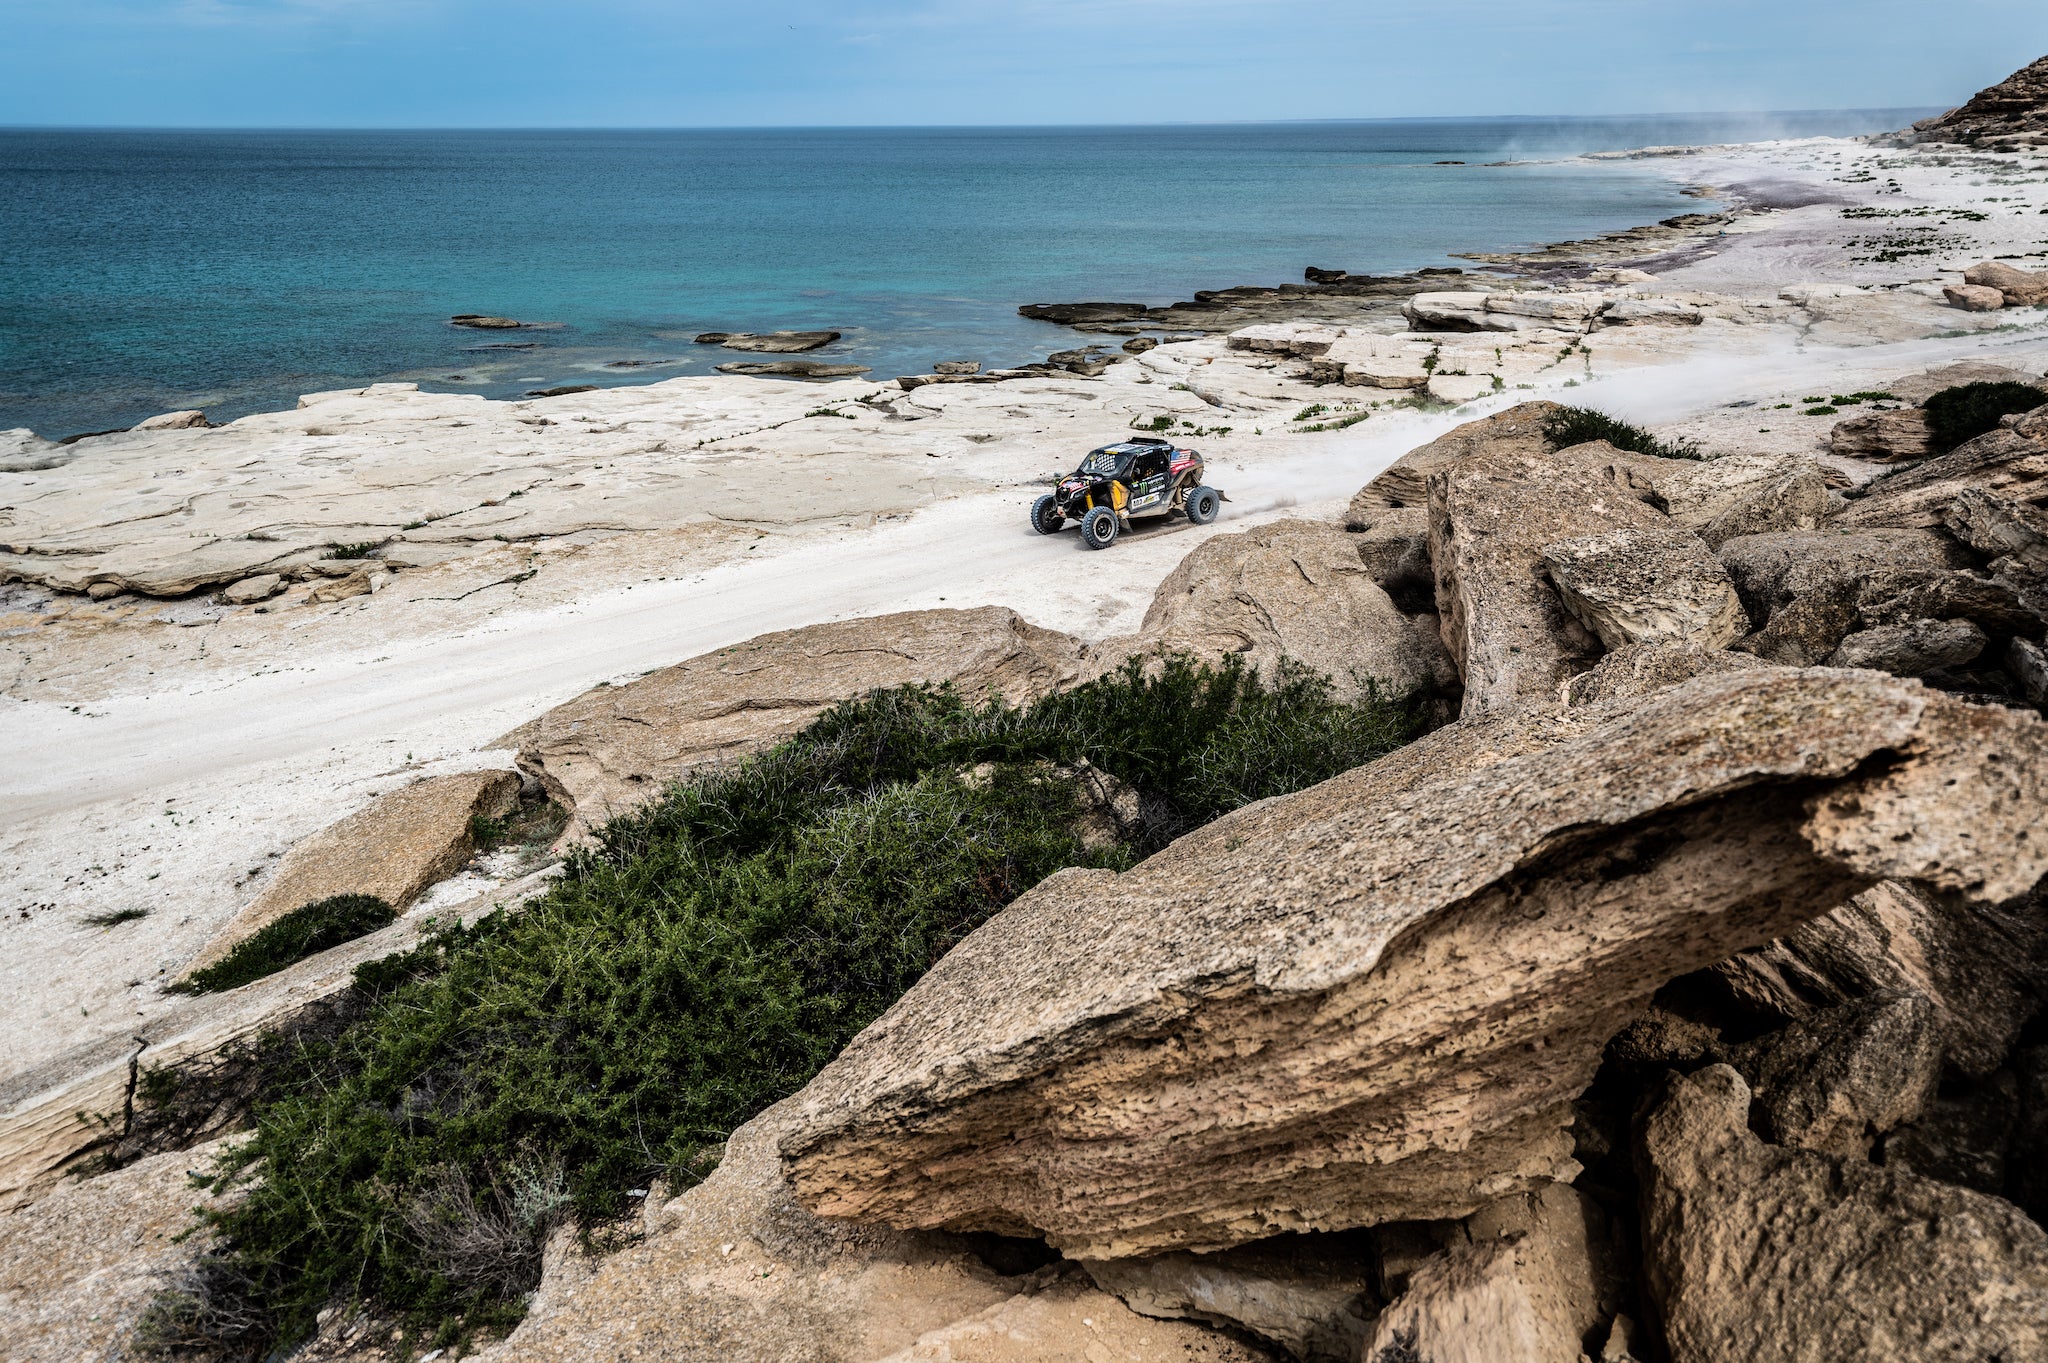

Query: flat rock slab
1640 1064 2048 1363
777 670 2048 1259
1540 527 1745 652
695 330 843 352
498 606 1090 837
185 768 518 972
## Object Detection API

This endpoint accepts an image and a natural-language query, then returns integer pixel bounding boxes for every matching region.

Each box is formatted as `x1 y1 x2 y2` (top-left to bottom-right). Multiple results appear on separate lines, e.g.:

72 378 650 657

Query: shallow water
0 111 1929 436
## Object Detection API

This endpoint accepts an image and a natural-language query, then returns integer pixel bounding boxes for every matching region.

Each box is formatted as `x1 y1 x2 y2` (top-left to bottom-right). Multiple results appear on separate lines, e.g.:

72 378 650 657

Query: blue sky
6 0 2048 128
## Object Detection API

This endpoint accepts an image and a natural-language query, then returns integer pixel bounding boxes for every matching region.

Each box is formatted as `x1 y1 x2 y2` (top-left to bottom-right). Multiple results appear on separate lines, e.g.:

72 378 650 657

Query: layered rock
1829 407 1932 461
1835 412 2048 530
186 768 520 972
1540 528 1745 652
1907 55 2048 146
1712 879 2048 1079
1727 991 1942 1157
1429 442 1666 714
1638 1065 2048 1363
499 607 1089 836
1083 1235 1378 1362
777 670 2048 1259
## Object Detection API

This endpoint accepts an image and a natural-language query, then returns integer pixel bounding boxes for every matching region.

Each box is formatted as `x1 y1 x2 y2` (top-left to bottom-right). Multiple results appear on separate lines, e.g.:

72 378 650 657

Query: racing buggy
1030 437 1224 549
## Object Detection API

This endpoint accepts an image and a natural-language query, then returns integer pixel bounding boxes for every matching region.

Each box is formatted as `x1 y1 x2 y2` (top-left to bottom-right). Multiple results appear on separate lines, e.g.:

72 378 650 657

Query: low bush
142 655 1428 1356
1542 406 1703 461
1922 381 2046 453
176 895 397 995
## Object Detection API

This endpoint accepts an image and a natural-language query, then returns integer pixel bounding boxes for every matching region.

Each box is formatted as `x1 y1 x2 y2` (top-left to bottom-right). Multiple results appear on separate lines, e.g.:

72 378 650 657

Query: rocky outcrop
1126 519 1448 701
1944 283 2006 311
1712 879 2048 1079
1347 402 1564 516
1966 261 2048 307
777 669 2048 1259
499 608 1090 836
1835 412 2048 530
1430 442 1666 714
1638 1065 2048 1363
1904 55 2048 146
184 768 520 972
1717 528 1970 623
1540 528 1745 652
694 330 843 352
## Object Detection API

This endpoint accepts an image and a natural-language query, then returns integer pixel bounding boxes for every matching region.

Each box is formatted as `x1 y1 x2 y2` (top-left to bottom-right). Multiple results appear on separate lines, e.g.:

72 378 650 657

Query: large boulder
1966 260 2048 307
1347 402 1564 517
1716 529 1971 623
777 670 2048 1259
185 768 520 972
1430 443 1667 715
1728 991 1943 1157
1127 519 1448 699
498 608 1089 836
1712 879 2048 1079
1638 1065 2048 1363
1539 528 1745 652
1826 617 1987 674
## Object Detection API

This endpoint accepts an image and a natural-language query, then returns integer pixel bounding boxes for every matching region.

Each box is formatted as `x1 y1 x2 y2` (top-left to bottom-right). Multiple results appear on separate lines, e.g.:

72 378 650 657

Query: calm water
0 112 1929 437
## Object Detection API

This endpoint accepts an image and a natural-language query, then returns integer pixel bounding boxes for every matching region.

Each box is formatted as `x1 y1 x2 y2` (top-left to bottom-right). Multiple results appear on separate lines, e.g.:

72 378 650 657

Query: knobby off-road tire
1031 494 1065 536
1184 485 1221 525
1080 506 1120 549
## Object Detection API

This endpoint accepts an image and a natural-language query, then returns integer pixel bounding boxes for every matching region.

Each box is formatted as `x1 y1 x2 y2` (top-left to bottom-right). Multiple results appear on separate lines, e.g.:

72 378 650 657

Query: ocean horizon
1 109 1934 437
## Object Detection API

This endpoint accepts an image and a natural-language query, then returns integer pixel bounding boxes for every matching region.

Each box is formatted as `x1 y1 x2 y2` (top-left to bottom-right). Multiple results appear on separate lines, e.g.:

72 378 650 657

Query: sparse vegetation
139 657 1429 1357
174 895 397 996
803 407 855 419
323 542 383 560
82 907 151 928
1923 381 2047 453
1541 406 1703 460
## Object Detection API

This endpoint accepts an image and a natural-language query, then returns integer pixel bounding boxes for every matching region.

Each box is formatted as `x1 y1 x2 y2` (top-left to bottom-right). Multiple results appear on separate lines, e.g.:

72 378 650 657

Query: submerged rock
777 669 2048 1259
715 360 870 377
693 330 843 352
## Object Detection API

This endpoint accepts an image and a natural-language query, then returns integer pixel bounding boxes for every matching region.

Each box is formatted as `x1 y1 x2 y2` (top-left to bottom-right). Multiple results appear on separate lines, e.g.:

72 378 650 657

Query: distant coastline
0 111 1933 438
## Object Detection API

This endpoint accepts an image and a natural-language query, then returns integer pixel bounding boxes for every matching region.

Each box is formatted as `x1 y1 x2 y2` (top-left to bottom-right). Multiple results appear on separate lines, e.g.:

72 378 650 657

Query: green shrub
1922 381 2046 454
176 895 397 995
142 656 1427 1355
1542 406 1703 460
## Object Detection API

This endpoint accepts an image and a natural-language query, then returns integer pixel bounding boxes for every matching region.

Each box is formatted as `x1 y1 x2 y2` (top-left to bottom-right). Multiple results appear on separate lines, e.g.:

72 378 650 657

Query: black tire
1031 494 1065 535
1080 506 1120 550
1184 485 1221 525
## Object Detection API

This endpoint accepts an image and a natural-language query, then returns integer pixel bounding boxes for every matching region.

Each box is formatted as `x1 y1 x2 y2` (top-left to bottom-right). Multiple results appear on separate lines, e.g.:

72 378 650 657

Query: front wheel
1031 494 1065 536
1184 485 1221 525
1080 506 1120 550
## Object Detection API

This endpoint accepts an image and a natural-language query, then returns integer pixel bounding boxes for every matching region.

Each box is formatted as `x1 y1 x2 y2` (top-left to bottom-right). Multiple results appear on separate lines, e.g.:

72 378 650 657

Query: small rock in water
524 385 600 398
695 331 843 353
932 360 981 375
716 360 870 378
1122 337 1159 354
449 314 529 329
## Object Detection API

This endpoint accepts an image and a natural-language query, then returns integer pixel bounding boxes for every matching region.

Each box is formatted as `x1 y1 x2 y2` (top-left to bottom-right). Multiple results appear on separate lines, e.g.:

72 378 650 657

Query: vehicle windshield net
1079 450 1128 476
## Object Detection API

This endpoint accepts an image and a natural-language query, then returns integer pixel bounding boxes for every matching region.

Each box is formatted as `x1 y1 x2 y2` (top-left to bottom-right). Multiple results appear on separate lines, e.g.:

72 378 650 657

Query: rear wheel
1031 494 1064 535
1184 485 1221 525
1080 506 1120 550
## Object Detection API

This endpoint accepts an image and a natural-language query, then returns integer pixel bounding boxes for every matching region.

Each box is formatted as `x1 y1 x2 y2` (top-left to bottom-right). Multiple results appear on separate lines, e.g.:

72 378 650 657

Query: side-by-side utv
1030 437 1224 549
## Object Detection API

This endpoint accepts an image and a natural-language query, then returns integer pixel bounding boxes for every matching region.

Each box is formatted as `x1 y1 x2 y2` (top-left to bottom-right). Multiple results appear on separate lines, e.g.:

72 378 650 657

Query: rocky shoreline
9 59 2048 1362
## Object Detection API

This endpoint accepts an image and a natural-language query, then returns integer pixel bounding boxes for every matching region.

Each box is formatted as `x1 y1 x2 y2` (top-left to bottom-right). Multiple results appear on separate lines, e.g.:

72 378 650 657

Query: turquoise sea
0 112 1930 437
